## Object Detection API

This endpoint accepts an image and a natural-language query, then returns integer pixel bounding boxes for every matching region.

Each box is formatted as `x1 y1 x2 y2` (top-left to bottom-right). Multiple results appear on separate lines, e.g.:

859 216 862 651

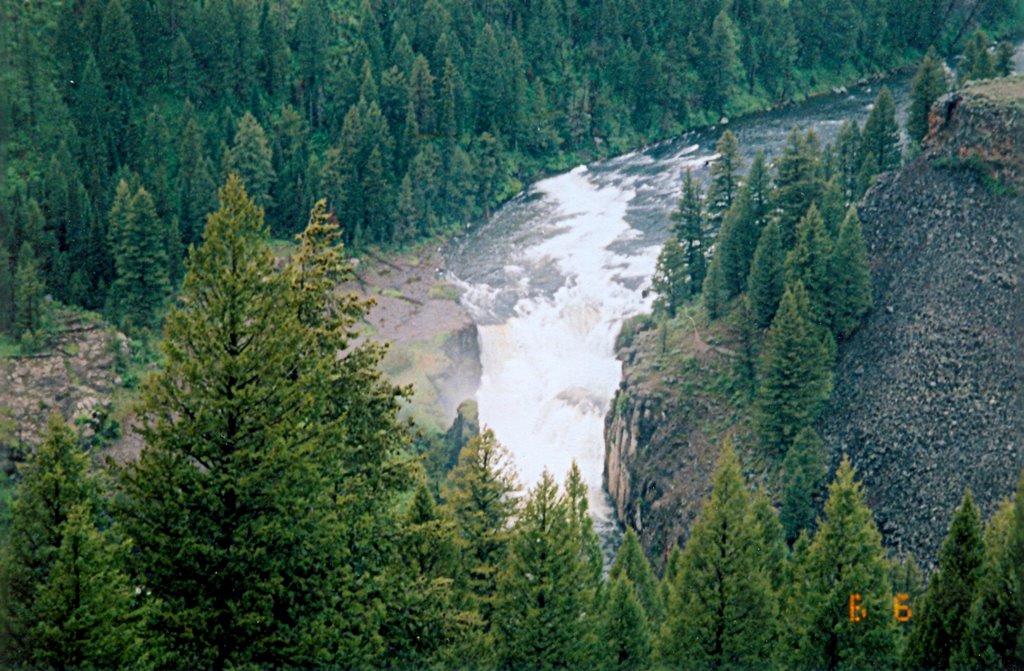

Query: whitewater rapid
452 147 712 532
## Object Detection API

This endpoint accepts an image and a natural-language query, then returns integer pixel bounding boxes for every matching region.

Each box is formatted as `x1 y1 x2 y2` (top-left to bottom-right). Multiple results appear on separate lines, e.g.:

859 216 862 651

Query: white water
450 41 1024 535
454 149 710 530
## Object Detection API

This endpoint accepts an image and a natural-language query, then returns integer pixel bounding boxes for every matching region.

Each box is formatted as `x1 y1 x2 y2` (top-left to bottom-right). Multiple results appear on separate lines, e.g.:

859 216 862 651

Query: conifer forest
1 0 1023 669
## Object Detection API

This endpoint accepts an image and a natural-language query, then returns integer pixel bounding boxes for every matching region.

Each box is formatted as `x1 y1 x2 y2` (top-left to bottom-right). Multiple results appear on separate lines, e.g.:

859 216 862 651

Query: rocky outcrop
819 76 1023 565
604 322 753 569
0 314 129 473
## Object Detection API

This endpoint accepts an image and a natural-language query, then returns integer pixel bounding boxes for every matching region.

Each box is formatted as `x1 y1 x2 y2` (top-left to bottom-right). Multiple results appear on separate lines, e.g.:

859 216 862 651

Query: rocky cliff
819 75 1023 564
605 76 1023 567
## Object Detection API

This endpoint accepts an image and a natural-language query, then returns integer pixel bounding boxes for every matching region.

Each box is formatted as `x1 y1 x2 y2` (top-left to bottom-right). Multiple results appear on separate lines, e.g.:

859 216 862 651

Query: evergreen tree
601 574 653 671
783 203 833 326
13 243 45 340
781 427 827 543
706 130 745 236
774 129 824 249
704 11 743 116
443 429 520 633
701 252 727 320
670 170 707 297
908 49 949 145
953 472 1024 670
0 414 142 670
117 181 413 668
750 486 788 593
861 86 901 178
714 150 771 303
748 220 785 328
657 439 779 669
108 183 170 333
610 528 662 623
906 490 984 670
834 121 863 204
828 207 873 341
754 281 833 456
791 456 899 670
494 470 594 671
226 111 276 211
97 0 141 93
653 234 690 319
960 30 996 83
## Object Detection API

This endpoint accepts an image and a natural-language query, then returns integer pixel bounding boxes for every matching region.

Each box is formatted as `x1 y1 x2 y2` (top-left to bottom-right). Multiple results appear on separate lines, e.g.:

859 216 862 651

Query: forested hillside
1 0 1018 339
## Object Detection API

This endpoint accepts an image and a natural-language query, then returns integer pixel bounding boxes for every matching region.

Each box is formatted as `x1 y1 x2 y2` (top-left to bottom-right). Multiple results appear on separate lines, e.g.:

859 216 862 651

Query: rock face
819 76 1023 565
604 321 751 569
0 314 129 473
604 76 1023 568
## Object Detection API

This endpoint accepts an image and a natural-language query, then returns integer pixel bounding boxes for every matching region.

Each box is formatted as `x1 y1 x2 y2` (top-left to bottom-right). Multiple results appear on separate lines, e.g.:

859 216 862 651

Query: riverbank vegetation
1 0 1019 344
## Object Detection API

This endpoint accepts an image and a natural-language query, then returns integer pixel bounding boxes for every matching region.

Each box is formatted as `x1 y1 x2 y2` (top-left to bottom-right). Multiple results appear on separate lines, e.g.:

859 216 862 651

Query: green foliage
107 181 169 334
953 472 1024 670
774 129 825 249
116 179 414 668
610 529 662 624
707 131 745 235
494 468 599 671
748 219 786 329
781 427 827 543
13 243 46 342
601 575 653 671
754 282 833 455
443 429 520 635
657 439 780 669
908 49 950 145
788 457 899 670
828 207 873 341
0 414 143 670
784 203 833 326
861 86 901 178
960 30 997 83
906 490 984 670
225 112 276 211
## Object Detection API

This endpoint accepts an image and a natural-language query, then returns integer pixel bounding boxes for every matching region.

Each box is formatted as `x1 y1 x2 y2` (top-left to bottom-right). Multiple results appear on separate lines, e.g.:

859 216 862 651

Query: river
447 45 1022 540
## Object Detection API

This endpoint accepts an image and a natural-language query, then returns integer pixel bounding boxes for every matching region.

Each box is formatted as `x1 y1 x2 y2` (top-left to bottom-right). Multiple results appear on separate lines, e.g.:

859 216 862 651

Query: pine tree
653 234 689 319
908 49 949 145
781 426 827 543
494 470 594 671
117 180 413 668
13 243 45 340
670 170 707 297
834 121 863 204
610 528 662 624
706 130 745 237
97 0 140 93
953 472 1023 670
828 207 873 341
443 429 520 632
906 490 984 670
754 281 833 456
861 86 901 178
783 203 833 326
657 439 779 669
0 414 142 670
714 150 771 302
601 574 653 671
960 30 996 83
750 486 788 593
748 220 785 328
108 183 170 333
775 129 825 249
791 456 899 670
226 111 276 211
704 11 743 116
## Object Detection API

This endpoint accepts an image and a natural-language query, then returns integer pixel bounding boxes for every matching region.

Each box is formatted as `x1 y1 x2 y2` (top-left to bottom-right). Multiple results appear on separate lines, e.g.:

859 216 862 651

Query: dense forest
1 176 1023 670
0 0 1019 341
2 0 1023 668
